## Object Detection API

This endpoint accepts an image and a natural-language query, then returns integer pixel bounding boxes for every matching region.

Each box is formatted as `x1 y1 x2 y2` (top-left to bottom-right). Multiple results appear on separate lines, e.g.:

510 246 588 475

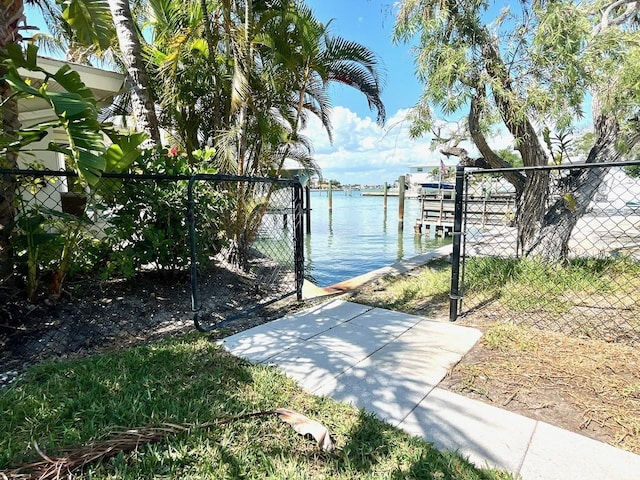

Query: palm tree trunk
107 0 162 150
0 0 25 283
0 87 18 283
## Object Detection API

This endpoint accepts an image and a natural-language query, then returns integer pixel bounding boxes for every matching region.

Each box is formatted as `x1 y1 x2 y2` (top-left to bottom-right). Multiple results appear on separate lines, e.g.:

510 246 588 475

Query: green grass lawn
1 334 511 479
352 256 640 322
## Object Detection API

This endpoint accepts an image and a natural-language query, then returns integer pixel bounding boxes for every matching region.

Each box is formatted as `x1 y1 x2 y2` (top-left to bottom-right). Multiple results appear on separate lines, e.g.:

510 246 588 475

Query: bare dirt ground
0 267 301 389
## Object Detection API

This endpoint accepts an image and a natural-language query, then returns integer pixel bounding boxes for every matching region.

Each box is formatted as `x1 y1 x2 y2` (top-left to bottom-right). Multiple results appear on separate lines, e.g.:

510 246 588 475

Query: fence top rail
465 160 640 175
188 172 301 187
0 168 303 186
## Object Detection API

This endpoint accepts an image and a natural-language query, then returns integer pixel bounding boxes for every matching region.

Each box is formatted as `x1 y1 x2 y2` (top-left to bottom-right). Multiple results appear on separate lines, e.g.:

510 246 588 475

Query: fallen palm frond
274 408 335 452
1 409 334 480
2 425 188 480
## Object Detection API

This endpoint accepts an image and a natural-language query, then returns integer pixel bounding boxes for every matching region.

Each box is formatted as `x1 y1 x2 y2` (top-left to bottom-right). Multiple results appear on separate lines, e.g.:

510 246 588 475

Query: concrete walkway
219 299 640 479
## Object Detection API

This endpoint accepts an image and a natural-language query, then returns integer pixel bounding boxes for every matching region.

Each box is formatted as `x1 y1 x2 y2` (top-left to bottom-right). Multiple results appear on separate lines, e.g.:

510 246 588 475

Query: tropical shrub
94 149 228 279
1 45 145 298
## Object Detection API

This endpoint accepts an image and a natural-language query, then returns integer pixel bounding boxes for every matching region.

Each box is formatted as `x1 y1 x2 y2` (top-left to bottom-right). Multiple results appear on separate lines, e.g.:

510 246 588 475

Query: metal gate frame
187 174 304 332
448 165 466 321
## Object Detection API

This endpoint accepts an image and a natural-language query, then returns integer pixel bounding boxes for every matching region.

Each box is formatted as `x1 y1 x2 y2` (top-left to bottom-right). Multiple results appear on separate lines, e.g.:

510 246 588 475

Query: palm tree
215 0 385 177
107 0 162 149
0 0 28 282
258 0 385 177
211 0 386 264
26 0 162 149
117 0 387 266
31 0 131 67
146 0 385 174
145 0 226 161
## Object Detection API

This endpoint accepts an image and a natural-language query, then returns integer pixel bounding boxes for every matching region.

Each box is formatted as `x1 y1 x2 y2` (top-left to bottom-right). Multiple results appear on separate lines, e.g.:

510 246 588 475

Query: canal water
305 190 451 286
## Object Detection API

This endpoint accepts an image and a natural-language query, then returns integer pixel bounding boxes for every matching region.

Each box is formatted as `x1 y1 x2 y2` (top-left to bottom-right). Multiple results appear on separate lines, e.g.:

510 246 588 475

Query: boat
361 166 457 198
416 182 456 199
406 165 455 198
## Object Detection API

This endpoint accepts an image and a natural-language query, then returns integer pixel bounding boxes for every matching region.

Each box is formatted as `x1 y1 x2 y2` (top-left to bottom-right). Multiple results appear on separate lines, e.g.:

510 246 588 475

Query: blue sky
305 1 421 120
304 0 429 185
303 0 482 185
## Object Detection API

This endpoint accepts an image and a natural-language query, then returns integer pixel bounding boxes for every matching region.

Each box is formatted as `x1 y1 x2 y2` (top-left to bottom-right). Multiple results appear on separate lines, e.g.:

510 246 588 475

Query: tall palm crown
236 0 384 178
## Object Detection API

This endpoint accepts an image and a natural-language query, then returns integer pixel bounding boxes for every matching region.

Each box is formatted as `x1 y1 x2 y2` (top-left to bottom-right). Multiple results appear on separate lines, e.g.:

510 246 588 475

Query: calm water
305 190 451 286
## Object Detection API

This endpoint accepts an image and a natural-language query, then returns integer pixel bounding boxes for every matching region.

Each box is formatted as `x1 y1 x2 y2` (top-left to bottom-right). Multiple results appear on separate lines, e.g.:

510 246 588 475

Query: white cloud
301 106 517 185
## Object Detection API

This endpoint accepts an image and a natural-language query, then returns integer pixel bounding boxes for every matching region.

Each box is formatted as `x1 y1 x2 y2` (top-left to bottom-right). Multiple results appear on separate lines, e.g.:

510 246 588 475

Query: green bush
11 174 102 300
93 150 229 279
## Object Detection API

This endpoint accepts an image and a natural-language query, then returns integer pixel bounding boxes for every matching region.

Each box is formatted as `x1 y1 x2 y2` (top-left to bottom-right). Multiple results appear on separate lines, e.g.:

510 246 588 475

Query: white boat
406 165 455 198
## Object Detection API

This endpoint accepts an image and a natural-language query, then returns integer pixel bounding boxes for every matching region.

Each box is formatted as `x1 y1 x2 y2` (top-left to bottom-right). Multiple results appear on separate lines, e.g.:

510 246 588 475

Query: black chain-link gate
0 169 304 385
187 174 304 331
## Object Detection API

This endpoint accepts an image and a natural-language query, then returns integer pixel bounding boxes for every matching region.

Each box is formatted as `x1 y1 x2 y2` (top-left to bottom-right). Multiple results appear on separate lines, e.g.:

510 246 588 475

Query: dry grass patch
349 259 451 318
440 316 640 455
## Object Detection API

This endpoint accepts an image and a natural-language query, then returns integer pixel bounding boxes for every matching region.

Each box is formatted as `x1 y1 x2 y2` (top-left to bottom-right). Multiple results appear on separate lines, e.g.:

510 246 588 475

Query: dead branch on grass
1 410 334 479
3 425 185 480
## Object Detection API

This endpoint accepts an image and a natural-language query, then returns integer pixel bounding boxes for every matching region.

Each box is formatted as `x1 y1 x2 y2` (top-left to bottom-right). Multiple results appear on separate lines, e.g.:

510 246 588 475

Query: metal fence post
293 182 305 301
449 164 465 322
187 175 211 332
305 184 311 234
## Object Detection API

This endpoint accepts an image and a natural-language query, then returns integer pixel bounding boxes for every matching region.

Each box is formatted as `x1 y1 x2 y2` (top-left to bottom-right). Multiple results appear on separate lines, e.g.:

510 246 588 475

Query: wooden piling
328 182 333 213
398 175 405 231
383 182 388 210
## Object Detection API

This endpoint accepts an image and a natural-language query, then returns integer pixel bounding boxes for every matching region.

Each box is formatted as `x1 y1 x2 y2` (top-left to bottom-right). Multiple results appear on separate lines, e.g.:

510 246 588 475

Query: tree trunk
479 37 553 251
107 0 161 150
526 107 638 260
516 163 550 255
0 88 18 283
0 0 24 284
525 167 606 260
467 89 527 192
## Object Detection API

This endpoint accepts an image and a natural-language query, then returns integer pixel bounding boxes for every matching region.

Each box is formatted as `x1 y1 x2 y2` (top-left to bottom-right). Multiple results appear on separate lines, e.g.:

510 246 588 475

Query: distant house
405 164 455 198
406 165 439 187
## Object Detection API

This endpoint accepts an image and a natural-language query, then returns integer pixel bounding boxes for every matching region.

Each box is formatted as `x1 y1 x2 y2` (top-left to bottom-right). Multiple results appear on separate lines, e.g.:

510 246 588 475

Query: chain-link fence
187 174 303 331
451 162 640 345
0 169 303 386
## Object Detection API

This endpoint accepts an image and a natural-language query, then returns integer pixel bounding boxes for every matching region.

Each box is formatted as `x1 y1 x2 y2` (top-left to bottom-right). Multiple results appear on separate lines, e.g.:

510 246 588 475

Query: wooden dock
414 194 516 237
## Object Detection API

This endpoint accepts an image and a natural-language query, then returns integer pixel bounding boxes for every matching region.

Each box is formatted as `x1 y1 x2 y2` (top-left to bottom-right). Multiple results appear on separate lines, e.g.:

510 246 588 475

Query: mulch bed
0 268 301 388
